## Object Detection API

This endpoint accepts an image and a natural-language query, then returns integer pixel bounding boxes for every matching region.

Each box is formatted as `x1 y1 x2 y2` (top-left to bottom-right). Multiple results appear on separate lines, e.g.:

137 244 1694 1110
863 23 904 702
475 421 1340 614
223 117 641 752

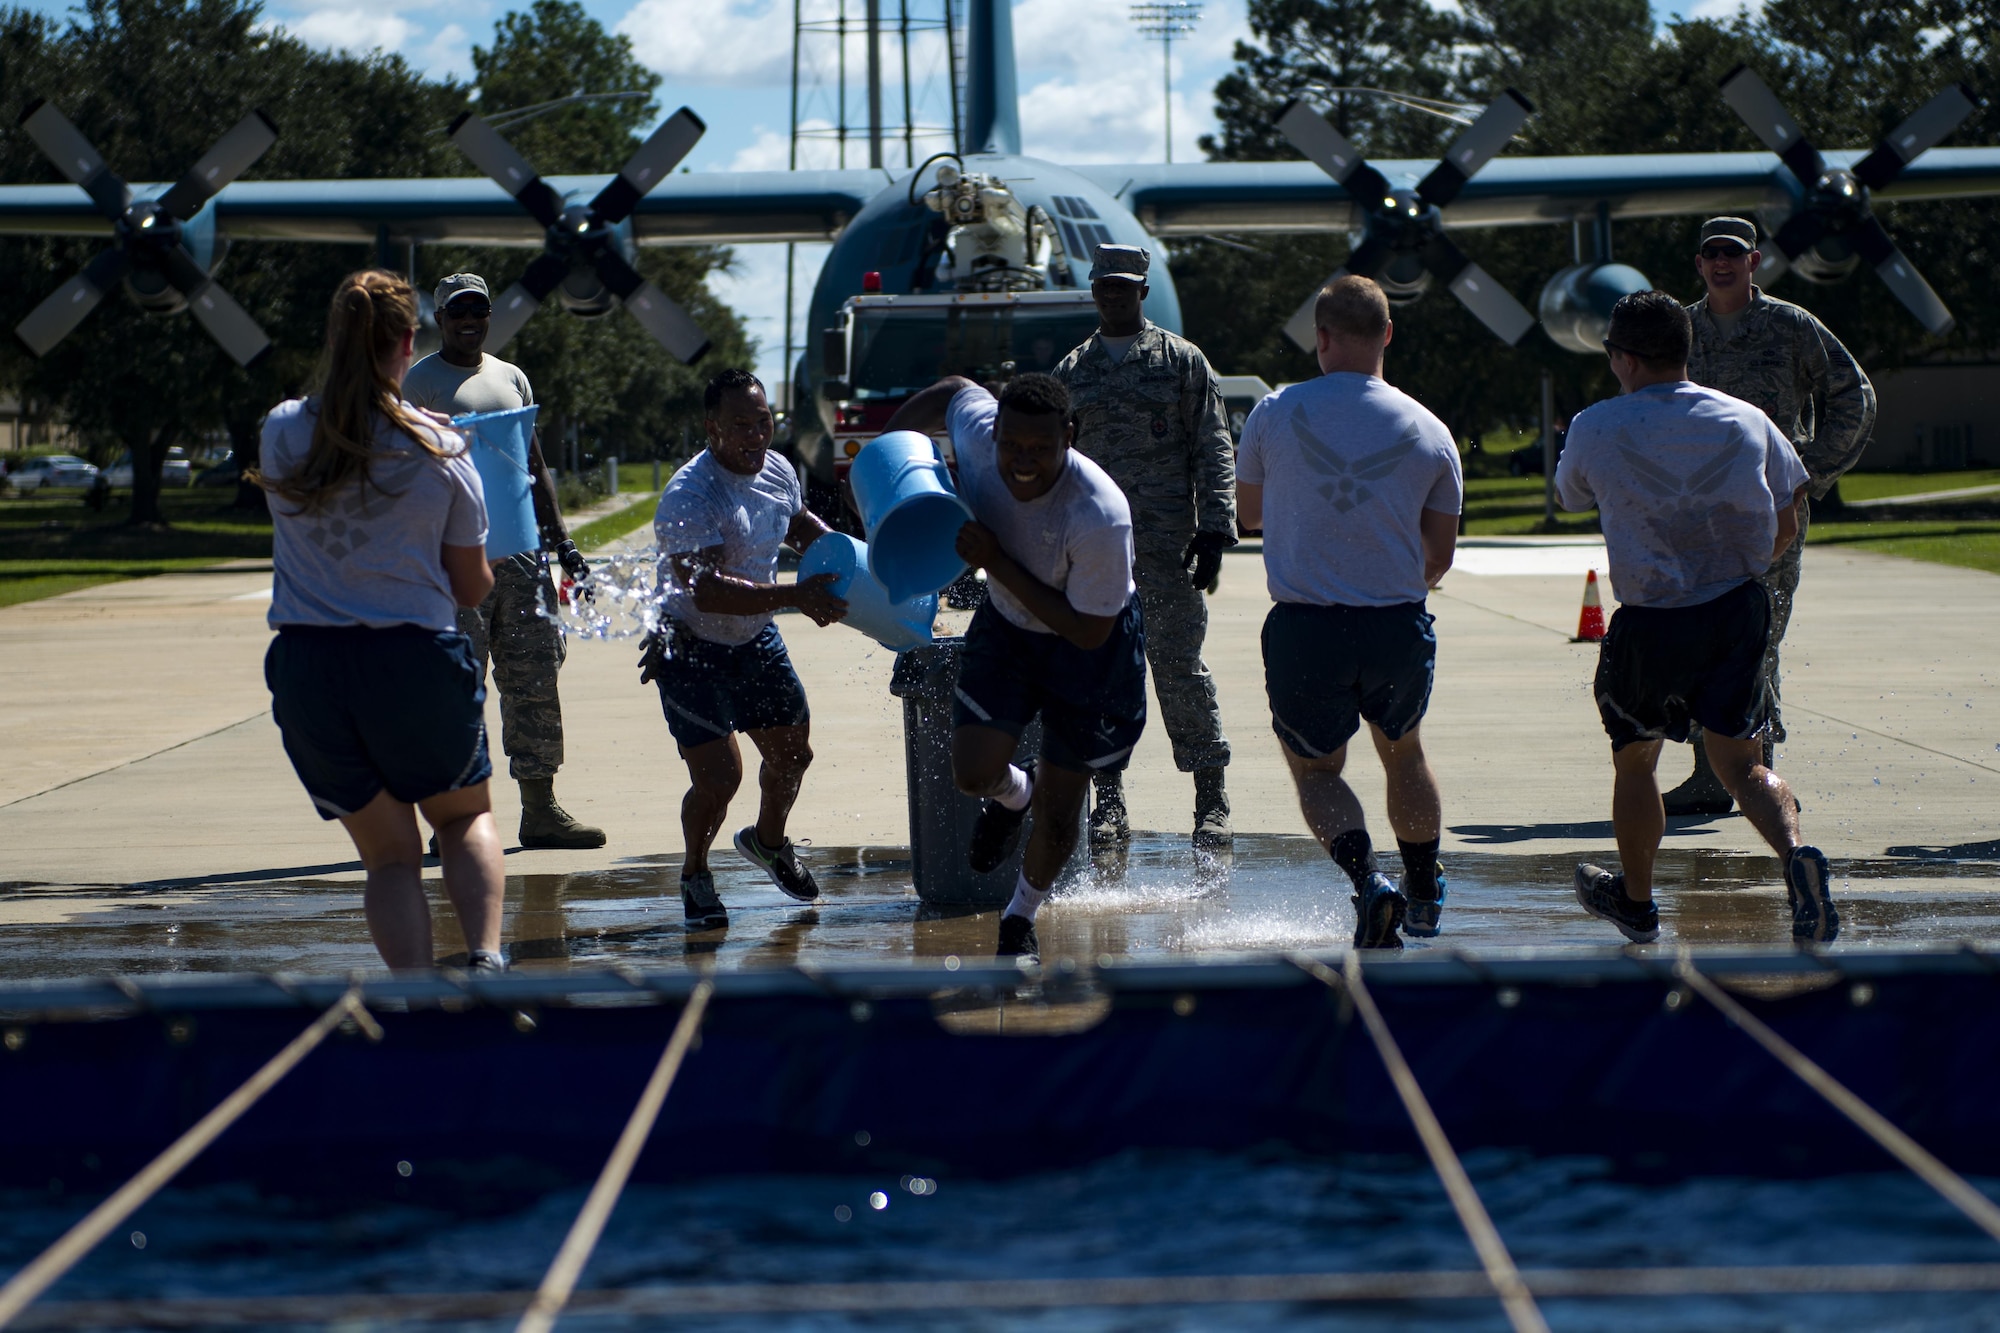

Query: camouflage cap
1089 243 1150 284
434 273 491 308
1697 217 1758 253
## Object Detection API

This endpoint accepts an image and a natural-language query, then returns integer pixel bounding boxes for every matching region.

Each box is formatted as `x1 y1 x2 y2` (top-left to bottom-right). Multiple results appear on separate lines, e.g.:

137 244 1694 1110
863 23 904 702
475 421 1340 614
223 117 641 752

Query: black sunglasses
1698 243 1750 260
444 301 493 319
1602 339 1639 358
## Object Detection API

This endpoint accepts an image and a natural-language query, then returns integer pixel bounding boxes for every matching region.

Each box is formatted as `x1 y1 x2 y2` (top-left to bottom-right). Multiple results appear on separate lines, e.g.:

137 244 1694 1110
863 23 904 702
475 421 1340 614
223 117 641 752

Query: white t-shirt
1557 381 1809 609
400 352 535 417
1236 372 1463 607
654 449 804 645
261 399 487 631
946 386 1135 634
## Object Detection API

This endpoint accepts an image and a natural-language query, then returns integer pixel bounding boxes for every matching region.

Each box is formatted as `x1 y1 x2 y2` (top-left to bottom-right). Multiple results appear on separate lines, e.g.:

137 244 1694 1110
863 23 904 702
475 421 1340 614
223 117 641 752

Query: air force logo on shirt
1290 404 1408 513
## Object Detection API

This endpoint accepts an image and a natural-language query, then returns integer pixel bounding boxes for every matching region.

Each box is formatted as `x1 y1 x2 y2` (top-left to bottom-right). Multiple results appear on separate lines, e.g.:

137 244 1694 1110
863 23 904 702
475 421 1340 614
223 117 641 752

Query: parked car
103 448 194 489
7 454 99 493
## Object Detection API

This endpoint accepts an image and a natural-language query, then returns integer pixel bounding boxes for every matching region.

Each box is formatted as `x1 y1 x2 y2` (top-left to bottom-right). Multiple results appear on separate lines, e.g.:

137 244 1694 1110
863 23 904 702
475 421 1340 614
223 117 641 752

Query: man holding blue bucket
402 273 605 851
884 373 1146 961
639 369 848 930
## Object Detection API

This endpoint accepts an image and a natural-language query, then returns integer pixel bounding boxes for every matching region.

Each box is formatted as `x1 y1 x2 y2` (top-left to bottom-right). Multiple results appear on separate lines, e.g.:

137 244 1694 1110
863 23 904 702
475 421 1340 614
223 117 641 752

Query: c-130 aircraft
4 0 1995 496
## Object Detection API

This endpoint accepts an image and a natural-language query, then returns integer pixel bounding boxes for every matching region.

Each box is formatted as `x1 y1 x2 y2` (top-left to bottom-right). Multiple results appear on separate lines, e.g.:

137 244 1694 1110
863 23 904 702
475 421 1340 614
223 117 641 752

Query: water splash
535 549 672 643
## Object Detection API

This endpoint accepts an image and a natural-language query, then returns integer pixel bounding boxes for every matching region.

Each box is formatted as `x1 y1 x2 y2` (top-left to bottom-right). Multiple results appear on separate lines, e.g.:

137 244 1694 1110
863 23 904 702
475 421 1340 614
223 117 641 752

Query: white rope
1674 951 2000 1246
0 988 382 1330
516 977 714 1333
1296 953 1551 1333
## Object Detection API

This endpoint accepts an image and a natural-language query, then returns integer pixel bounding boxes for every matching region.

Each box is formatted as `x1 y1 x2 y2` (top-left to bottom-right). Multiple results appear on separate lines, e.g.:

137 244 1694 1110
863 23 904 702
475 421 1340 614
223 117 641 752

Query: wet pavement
3 831 1997 980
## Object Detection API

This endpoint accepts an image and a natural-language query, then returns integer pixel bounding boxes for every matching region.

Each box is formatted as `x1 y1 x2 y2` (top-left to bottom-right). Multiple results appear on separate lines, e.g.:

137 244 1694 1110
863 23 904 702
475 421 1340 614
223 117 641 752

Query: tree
1173 0 1999 444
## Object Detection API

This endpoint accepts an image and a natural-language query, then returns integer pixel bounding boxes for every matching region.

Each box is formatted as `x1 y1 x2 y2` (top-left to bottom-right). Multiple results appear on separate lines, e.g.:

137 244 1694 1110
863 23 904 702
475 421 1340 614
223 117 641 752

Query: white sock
993 763 1033 812
1005 871 1051 922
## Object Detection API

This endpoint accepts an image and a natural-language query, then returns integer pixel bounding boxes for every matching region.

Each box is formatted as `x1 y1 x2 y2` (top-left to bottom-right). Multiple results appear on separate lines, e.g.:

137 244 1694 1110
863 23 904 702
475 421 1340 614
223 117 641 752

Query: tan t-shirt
401 352 534 417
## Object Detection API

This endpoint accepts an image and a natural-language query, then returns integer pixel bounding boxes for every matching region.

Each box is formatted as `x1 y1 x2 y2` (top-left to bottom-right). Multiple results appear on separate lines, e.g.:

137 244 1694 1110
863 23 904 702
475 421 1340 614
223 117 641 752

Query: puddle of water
2 835 1996 980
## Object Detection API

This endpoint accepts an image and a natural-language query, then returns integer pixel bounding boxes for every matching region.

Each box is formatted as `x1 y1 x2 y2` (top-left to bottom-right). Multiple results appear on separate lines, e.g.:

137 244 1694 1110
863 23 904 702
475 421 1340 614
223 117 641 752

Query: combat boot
1193 767 1232 850
518 778 607 849
1662 728 1734 817
1089 772 1131 847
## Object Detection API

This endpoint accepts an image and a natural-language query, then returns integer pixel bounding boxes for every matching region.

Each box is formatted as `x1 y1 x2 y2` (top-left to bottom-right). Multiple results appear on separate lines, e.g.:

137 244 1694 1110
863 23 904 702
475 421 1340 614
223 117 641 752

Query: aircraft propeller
449 108 712 362
1719 66 1977 336
13 100 277 368
1275 90 1540 351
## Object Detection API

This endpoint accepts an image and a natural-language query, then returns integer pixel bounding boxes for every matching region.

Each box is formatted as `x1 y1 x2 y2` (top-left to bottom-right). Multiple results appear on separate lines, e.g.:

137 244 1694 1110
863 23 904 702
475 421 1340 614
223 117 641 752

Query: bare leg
1021 763 1090 891
1367 723 1441 844
951 724 1022 798
744 723 813 848
1705 733 1802 856
420 782 505 956
340 791 432 968
1610 741 1665 901
1279 741 1364 853
679 734 744 874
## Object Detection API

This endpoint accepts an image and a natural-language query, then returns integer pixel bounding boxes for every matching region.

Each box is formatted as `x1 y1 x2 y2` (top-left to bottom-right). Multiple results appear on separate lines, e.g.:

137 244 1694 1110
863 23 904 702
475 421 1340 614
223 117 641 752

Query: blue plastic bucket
798 532 937 653
848 430 971 604
453 405 540 560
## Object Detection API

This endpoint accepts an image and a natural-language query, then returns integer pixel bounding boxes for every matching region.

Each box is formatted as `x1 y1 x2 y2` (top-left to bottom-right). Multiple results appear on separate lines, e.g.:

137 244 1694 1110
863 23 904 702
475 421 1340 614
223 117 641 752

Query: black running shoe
1574 863 1659 943
681 870 728 930
1785 845 1838 944
996 913 1039 959
1351 872 1406 950
1403 865 1448 939
734 827 819 902
969 762 1034 874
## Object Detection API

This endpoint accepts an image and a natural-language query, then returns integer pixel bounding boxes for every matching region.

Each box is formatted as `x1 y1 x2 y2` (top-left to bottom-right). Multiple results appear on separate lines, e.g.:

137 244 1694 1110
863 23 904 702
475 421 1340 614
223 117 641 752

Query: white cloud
616 0 792 88
705 241 831 393
1673 0 1764 20
416 22 474 80
284 7 416 55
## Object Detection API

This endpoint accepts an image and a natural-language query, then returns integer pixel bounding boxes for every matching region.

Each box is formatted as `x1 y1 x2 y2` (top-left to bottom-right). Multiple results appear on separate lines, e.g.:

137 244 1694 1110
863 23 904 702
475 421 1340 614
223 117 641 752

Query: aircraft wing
0 169 891 246
1074 149 2000 235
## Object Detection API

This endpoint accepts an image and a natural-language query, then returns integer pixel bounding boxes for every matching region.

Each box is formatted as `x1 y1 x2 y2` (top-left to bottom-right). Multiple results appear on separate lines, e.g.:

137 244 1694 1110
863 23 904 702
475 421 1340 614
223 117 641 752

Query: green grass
570 494 659 551
1807 518 2000 575
1838 470 2000 502
0 487 272 607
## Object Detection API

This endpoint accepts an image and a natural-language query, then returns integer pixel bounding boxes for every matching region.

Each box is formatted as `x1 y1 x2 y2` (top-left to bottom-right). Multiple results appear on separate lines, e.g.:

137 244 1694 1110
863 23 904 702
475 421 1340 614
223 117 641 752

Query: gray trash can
889 636 1088 909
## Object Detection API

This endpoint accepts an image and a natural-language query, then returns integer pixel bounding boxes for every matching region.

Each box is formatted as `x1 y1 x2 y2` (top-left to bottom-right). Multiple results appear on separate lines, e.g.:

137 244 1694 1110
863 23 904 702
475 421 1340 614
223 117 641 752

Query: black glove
1182 530 1230 594
637 629 670 686
554 539 593 602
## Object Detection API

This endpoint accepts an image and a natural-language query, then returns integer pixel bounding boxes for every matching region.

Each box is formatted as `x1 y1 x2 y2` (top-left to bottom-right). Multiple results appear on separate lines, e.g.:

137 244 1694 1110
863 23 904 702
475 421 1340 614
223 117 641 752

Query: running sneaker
734 827 820 902
1351 872 1407 950
1785 845 1839 944
969 762 1035 874
1403 864 1448 939
1573 863 1660 944
467 949 508 973
681 870 728 930
996 913 1039 960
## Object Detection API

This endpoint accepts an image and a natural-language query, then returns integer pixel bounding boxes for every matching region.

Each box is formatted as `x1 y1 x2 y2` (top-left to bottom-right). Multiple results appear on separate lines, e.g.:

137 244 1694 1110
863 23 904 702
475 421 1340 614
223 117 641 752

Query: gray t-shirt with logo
946 386 1135 635
1556 381 1810 609
1236 372 1463 608
654 449 804 646
261 399 487 631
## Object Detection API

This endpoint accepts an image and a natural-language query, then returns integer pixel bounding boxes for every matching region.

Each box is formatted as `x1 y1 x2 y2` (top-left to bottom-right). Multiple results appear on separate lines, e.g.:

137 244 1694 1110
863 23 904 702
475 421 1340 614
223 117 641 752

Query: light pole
1128 2 1201 164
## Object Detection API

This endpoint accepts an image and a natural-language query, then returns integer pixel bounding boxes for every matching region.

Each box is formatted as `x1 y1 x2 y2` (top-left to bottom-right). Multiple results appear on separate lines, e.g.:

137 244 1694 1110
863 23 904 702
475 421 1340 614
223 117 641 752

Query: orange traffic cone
1573 569 1606 643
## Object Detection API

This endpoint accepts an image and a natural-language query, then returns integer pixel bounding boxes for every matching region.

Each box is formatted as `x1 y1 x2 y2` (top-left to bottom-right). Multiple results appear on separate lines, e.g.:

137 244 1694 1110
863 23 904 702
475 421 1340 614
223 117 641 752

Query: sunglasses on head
1698 243 1749 260
445 301 493 319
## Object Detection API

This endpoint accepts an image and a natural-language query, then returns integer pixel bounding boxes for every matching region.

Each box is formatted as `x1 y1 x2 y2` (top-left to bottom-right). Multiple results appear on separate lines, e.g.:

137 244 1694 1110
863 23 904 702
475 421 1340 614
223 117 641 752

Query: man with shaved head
1234 275 1462 949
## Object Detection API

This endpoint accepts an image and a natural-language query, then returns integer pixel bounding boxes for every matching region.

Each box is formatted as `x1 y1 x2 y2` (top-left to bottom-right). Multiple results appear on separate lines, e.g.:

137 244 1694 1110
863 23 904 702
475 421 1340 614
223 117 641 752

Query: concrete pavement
3 537 1996 887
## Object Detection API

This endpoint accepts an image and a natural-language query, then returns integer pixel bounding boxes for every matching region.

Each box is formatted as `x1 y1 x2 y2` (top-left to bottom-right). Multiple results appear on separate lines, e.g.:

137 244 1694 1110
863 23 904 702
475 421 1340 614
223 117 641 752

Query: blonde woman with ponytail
254 269 508 971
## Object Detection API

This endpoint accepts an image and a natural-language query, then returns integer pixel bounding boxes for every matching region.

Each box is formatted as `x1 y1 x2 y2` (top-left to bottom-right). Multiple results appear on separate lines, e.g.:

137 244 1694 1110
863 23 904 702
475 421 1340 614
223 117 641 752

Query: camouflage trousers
458 552 568 781
1689 499 1805 753
1133 543 1231 772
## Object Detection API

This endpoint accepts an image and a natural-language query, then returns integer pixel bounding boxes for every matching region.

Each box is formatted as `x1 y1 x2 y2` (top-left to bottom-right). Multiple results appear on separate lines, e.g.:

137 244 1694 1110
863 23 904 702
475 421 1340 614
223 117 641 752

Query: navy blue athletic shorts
266 625 492 820
951 596 1148 773
1262 600 1436 758
1595 578 1772 752
654 621 810 750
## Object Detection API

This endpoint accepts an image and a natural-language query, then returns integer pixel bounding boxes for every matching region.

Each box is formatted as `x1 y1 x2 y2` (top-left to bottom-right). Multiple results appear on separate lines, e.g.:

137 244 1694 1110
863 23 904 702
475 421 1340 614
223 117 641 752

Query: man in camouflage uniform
1054 244 1237 848
1667 217 1876 815
403 273 606 849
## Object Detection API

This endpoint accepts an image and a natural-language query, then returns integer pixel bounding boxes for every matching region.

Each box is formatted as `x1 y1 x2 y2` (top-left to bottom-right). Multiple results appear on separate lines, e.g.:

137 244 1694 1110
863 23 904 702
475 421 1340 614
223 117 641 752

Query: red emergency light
862 270 883 293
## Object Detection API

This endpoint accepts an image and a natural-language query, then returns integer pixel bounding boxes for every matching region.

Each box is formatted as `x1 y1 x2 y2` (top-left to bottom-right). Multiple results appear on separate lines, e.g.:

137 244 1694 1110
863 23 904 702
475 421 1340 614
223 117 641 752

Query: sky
16 0 1759 390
